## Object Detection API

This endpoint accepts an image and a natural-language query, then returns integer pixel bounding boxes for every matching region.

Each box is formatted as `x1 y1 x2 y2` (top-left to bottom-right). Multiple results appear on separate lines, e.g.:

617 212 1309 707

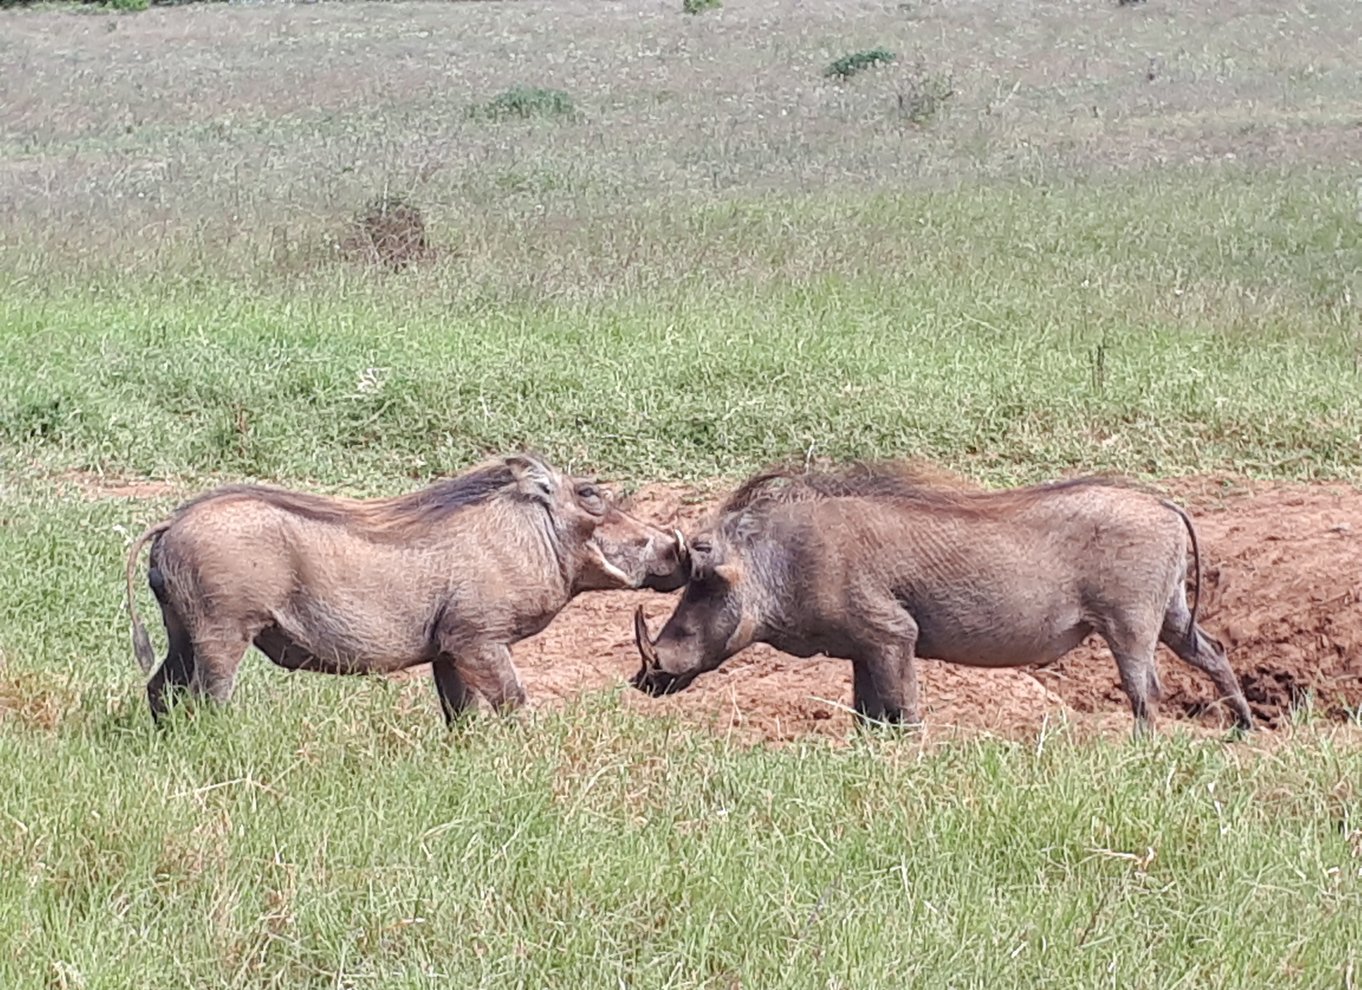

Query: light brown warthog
631 462 1253 735
125 453 688 725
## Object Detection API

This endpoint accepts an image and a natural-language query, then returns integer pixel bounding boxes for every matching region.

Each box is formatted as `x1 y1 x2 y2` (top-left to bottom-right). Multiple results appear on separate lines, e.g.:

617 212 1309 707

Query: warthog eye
691 541 712 555
575 484 608 514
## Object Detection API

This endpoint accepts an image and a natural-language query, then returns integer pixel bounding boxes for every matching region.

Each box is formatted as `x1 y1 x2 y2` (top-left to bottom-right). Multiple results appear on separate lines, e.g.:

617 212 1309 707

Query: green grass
467 86 579 122
3 172 1359 489
4 0 1362 985
2 685 1360 988
1 487 1358 988
825 48 896 81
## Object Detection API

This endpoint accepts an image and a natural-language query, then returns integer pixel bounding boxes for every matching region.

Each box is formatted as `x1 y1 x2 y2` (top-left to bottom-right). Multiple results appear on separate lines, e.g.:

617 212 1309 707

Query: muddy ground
490 477 1361 744
61 471 1360 744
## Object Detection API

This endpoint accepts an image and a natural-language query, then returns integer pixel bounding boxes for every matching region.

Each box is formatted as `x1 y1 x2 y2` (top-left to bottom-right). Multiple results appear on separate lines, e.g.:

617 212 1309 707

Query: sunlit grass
2 668 1361 989
3 0 1362 986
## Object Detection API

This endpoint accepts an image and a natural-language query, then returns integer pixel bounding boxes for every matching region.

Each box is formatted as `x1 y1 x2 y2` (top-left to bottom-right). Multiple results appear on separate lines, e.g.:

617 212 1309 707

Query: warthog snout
630 605 701 696
586 513 690 593
641 528 690 593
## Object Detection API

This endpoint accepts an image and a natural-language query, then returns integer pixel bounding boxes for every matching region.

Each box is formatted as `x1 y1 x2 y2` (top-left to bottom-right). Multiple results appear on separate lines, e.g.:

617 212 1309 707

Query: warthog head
506 455 690 594
630 522 753 695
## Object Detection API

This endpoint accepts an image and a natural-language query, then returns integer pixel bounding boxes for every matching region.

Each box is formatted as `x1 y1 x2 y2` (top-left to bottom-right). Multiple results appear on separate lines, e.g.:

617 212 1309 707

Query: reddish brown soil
81 468 1360 744
501 478 1362 744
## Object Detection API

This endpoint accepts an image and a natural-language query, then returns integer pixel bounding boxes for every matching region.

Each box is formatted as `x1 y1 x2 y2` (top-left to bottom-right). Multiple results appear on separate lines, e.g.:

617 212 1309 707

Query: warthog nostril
634 670 674 697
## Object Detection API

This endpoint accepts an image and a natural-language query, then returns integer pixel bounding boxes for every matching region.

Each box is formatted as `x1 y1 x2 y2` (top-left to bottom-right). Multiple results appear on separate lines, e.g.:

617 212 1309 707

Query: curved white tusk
674 529 687 556
633 605 660 671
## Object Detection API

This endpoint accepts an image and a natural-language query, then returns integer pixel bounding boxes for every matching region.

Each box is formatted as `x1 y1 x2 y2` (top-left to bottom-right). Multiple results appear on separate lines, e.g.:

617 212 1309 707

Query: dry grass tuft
341 194 431 272
895 57 956 125
0 664 82 733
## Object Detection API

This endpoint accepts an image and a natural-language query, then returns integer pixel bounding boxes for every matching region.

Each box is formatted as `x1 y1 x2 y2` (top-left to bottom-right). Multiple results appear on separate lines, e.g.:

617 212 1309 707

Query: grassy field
2 0 1361 986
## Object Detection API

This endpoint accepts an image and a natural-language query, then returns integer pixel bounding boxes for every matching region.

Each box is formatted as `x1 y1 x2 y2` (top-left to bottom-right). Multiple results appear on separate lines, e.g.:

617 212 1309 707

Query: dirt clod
344 195 429 271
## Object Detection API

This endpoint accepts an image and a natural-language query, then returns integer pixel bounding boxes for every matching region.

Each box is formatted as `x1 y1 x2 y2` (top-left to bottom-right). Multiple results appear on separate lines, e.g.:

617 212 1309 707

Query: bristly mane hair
720 459 1146 517
169 456 536 538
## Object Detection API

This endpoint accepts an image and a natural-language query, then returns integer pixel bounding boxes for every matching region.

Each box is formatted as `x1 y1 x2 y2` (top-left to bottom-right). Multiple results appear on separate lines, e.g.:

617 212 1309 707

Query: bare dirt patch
492 477 1362 744
98 472 1358 744
54 469 183 502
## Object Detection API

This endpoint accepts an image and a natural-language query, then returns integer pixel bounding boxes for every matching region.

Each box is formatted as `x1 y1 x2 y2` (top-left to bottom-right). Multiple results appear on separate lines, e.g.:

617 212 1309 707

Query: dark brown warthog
631 462 1253 735
125 453 688 725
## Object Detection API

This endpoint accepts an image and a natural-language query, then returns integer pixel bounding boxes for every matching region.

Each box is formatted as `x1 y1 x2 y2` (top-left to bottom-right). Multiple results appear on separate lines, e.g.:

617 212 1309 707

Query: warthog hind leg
188 622 254 707
1099 613 1163 738
147 605 195 723
1160 594 1253 731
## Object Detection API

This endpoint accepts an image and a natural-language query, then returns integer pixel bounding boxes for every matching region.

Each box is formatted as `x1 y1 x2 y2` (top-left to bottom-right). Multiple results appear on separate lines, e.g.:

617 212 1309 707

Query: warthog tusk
633 604 660 671
588 539 632 586
674 529 687 557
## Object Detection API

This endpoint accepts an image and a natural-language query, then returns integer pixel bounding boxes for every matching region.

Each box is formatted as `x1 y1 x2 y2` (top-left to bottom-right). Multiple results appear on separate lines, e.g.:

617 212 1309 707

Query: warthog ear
694 561 743 588
506 454 555 502
686 540 739 587
712 562 742 586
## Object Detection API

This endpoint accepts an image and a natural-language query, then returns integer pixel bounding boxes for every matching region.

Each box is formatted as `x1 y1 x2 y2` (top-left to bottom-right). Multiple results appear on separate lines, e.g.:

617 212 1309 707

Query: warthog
125 453 688 725
631 462 1253 735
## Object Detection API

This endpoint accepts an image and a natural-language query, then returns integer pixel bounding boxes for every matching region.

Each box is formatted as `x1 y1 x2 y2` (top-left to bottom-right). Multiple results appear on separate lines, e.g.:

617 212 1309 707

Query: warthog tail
1159 499 1204 643
124 520 172 674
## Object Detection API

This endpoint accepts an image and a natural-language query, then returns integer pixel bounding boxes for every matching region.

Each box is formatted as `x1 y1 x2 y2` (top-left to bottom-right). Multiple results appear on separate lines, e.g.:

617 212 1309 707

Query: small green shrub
682 0 722 13
468 86 578 122
0 396 72 443
824 48 896 81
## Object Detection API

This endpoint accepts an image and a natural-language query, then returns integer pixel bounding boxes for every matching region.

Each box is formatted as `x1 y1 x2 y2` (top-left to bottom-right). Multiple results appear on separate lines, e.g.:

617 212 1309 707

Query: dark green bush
824 48 896 81
467 86 578 122
0 0 226 7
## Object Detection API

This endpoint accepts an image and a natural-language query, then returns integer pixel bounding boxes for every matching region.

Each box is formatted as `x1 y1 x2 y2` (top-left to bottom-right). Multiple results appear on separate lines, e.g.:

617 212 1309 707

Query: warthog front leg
431 658 476 727
851 608 922 729
853 649 922 728
447 644 527 715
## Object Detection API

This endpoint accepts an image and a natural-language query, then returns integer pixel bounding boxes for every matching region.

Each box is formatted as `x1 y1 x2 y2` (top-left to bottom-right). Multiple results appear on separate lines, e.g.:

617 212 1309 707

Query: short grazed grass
3 0 1362 986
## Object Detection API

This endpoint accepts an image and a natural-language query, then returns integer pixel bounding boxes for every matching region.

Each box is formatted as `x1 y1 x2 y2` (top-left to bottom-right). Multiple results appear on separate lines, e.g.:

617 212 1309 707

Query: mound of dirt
1037 481 1362 729
496 479 1362 743
343 195 429 271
